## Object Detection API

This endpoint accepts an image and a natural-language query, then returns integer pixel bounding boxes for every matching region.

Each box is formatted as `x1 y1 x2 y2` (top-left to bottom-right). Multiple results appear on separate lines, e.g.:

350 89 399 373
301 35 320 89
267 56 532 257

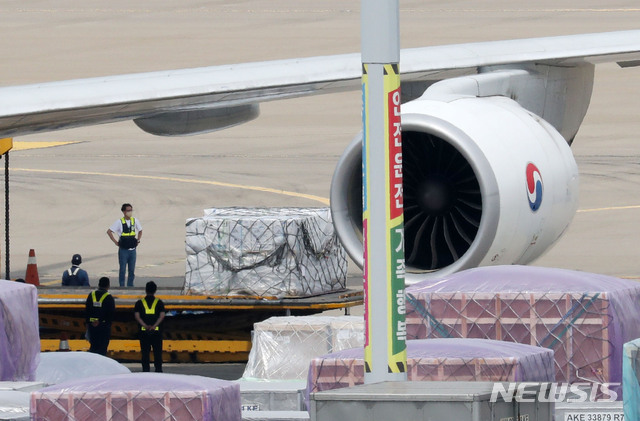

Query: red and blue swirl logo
526 163 543 212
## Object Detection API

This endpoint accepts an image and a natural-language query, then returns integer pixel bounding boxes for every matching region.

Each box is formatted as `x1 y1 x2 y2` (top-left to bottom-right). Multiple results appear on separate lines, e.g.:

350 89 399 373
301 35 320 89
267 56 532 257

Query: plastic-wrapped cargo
238 380 306 411
0 390 30 420
35 352 131 385
184 208 347 297
306 338 554 401
243 316 364 381
31 373 241 421
0 381 43 421
0 280 39 381
405 265 640 387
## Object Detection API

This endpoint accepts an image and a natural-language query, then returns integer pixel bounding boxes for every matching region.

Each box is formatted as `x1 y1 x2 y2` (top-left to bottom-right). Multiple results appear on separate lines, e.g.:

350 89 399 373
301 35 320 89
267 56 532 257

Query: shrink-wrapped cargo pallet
35 352 130 385
31 373 240 421
306 338 554 399
184 208 347 297
243 316 364 380
0 390 30 420
0 280 39 381
405 266 640 386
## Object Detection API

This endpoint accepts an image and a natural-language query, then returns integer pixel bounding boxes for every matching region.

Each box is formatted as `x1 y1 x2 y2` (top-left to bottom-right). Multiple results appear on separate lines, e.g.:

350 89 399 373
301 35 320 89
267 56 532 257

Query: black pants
140 330 163 372
88 323 111 356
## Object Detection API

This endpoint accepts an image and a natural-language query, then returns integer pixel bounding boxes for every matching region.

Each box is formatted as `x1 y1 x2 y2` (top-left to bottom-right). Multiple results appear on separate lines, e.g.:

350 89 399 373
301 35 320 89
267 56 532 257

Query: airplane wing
0 30 639 137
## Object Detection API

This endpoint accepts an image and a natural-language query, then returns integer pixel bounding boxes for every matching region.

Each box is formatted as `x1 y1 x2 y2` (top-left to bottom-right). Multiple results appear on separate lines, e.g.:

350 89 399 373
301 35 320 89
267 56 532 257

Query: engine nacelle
331 95 579 284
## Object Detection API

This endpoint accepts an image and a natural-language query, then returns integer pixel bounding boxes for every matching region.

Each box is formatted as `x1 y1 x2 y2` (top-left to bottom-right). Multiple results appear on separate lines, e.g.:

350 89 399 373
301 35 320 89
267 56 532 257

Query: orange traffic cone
25 249 39 286
58 332 70 352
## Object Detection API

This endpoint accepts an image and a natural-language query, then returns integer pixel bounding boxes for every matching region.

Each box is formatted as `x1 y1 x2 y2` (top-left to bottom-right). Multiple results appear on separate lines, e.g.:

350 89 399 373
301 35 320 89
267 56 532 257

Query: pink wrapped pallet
0 280 39 381
405 265 640 386
306 338 554 400
31 373 241 421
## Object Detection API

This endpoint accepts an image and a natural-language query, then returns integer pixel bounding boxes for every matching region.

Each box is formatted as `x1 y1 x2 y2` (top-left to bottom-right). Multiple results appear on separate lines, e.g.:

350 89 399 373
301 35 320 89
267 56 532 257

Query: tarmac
123 362 247 381
1 0 640 377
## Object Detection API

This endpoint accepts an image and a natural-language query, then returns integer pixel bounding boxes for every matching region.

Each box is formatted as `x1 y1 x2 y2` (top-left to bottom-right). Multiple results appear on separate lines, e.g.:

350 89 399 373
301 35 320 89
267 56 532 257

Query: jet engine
330 95 579 284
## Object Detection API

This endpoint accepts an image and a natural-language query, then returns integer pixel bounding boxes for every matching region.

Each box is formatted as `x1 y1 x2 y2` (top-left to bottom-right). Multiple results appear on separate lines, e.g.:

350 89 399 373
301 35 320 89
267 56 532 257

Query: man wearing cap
85 277 115 355
107 203 143 287
62 254 90 287
134 281 165 372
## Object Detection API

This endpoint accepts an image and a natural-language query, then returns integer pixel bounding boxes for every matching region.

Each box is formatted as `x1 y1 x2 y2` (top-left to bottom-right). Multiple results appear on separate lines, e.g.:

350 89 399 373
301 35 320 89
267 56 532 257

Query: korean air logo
526 163 543 212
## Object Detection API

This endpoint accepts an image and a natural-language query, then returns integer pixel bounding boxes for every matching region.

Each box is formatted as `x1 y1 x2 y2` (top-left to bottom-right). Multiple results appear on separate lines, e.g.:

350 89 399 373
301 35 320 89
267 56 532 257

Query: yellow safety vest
89 291 110 322
120 217 136 236
119 217 138 249
141 297 159 331
142 297 158 314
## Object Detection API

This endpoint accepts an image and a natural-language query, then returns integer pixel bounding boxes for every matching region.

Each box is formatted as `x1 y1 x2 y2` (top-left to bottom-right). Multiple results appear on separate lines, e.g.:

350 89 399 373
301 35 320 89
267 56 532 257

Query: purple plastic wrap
306 338 554 404
405 265 640 387
0 280 39 381
31 373 241 421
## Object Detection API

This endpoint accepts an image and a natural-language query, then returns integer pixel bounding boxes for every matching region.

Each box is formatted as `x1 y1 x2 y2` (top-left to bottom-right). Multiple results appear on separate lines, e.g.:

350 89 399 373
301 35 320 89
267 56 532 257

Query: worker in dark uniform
84 277 115 355
134 281 165 372
62 254 90 287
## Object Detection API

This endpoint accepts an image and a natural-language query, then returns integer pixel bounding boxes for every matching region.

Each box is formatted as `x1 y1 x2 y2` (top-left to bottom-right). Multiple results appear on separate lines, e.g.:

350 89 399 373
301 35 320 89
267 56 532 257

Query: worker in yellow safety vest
134 281 166 372
84 277 115 355
107 203 143 287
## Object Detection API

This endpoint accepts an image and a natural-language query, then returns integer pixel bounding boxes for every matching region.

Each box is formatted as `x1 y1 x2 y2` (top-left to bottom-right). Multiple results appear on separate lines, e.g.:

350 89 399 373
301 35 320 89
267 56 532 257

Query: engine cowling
330 95 579 284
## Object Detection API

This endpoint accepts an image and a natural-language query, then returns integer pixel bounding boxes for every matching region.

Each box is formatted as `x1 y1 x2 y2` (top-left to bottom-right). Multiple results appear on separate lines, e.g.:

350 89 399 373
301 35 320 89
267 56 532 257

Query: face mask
125 211 133 218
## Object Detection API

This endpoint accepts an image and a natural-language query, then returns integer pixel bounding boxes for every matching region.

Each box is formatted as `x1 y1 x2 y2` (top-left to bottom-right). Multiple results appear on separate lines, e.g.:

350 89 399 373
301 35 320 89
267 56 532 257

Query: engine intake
402 130 482 270
331 96 578 284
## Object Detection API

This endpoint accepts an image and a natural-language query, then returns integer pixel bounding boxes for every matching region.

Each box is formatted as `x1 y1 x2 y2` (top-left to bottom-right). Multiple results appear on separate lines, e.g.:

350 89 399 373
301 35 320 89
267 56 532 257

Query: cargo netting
31 373 241 421
306 338 554 404
184 208 347 297
0 280 39 381
243 316 364 381
405 265 640 388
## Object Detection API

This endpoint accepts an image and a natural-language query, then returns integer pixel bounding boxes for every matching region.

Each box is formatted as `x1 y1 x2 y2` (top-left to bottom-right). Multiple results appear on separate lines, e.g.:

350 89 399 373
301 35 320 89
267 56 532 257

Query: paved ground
1 1 640 375
123 362 247 381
